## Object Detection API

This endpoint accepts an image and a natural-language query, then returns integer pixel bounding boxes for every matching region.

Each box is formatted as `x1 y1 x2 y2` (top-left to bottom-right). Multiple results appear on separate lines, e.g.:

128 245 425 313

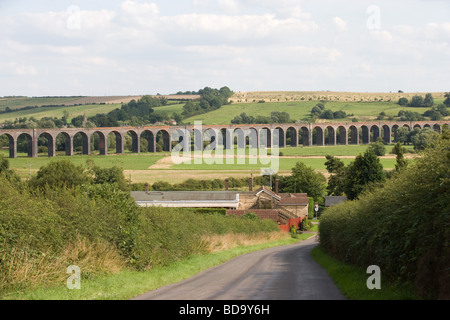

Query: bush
319 133 450 299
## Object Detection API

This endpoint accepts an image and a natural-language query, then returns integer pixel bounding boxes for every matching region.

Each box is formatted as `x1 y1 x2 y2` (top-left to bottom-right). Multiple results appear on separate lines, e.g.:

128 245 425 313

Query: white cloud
333 17 348 32
0 0 448 95
217 0 241 13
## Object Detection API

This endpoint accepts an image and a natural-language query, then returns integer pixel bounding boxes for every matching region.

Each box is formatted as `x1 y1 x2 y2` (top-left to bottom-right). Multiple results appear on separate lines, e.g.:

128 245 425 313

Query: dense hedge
0 177 279 291
318 133 450 299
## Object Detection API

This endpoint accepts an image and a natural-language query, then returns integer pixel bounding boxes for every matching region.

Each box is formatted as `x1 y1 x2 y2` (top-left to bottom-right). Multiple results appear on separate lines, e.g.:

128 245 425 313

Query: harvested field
231 91 446 103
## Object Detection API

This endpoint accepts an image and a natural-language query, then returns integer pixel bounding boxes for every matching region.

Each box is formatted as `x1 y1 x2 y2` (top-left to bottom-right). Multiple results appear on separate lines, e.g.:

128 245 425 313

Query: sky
0 0 449 96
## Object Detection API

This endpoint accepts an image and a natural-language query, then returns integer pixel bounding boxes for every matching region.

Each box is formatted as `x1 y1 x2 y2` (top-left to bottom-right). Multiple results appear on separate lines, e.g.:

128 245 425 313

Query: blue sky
0 0 449 96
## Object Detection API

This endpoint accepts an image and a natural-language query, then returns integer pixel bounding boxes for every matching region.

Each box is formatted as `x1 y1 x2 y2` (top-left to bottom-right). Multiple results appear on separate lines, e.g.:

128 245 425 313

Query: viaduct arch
0 120 448 158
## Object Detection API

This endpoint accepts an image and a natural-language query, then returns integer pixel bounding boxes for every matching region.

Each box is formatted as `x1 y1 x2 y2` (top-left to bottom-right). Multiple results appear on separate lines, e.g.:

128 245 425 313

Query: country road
132 236 346 300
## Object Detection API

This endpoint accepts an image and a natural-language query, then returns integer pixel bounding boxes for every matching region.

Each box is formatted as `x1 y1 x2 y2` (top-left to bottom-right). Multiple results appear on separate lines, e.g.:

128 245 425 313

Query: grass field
1 143 403 184
184 99 440 125
0 102 186 123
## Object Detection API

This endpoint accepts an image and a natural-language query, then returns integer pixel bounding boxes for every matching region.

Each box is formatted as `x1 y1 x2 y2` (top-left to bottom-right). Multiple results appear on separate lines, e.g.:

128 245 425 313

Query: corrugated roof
131 191 239 202
278 196 309 205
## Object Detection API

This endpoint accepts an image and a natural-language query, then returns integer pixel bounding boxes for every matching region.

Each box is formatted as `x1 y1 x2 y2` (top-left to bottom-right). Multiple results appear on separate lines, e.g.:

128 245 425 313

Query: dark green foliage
343 148 385 200
411 128 440 150
0 173 279 281
368 138 386 156
29 159 90 190
444 92 450 107
191 208 227 216
392 142 408 172
398 97 408 105
324 155 346 196
231 111 291 124
319 133 450 299
182 86 233 118
409 95 425 108
86 160 129 191
280 161 326 201
241 212 261 220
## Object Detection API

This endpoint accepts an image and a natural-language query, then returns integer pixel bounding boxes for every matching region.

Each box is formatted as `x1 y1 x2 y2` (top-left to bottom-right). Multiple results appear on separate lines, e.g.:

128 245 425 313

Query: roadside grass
2 235 305 300
311 246 418 300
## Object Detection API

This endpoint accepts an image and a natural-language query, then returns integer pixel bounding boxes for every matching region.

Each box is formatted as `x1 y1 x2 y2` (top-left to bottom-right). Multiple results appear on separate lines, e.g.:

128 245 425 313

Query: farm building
131 180 309 225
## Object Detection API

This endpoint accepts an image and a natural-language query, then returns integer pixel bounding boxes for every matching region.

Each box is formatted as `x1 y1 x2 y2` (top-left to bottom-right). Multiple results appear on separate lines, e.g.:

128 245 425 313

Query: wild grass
311 246 418 300
0 237 126 294
2 234 300 300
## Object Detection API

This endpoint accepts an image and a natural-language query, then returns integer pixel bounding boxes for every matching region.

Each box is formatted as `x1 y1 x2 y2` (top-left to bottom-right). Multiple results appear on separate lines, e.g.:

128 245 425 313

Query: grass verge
2 235 308 300
311 246 419 300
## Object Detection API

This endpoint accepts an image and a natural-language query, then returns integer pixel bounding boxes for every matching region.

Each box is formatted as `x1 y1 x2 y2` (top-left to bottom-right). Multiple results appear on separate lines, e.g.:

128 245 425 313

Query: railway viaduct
0 120 449 158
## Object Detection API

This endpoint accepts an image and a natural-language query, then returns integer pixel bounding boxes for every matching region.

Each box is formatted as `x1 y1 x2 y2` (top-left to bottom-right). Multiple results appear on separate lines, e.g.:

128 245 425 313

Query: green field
170 156 396 171
1 151 165 178
183 100 440 125
0 96 83 111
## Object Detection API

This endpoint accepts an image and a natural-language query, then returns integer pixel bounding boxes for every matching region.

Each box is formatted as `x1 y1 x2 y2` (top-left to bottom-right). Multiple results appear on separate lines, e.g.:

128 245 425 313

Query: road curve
132 236 346 300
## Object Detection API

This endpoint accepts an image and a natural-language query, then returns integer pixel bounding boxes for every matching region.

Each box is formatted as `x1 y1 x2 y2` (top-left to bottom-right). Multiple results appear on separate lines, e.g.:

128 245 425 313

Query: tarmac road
132 236 346 300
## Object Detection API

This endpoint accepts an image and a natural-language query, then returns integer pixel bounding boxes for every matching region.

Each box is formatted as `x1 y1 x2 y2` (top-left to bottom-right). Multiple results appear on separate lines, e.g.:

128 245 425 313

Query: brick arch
37 131 56 157
1 132 16 158
312 126 324 146
286 127 298 147
300 126 310 146
108 130 124 154
140 130 155 152
54 132 73 156
273 127 285 148
348 125 359 145
259 127 272 148
370 125 380 142
325 126 336 145
337 126 347 145
155 129 170 152
17 132 35 157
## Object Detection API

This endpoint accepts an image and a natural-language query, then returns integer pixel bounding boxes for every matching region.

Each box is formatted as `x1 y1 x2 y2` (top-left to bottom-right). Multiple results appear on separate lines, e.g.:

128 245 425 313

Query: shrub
319 133 450 299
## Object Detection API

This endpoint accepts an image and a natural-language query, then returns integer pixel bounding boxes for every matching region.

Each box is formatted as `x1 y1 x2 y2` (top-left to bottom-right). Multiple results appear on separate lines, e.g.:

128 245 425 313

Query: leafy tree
282 161 326 201
86 160 129 191
324 155 346 196
409 95 424 108
368 138 386 156
444 92 450 107
30 159 90 190
333 110 347 119
411 128 440 150
436 104 449 116
320 109 335 119
392 142 408 172
423 93 434 108
398 97 408 106
343 149 385 200
311 106 322 116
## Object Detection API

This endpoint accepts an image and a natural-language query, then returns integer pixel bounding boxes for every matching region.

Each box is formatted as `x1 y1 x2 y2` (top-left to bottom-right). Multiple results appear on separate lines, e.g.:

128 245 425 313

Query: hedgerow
319 132 450 299
0 173 279 293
